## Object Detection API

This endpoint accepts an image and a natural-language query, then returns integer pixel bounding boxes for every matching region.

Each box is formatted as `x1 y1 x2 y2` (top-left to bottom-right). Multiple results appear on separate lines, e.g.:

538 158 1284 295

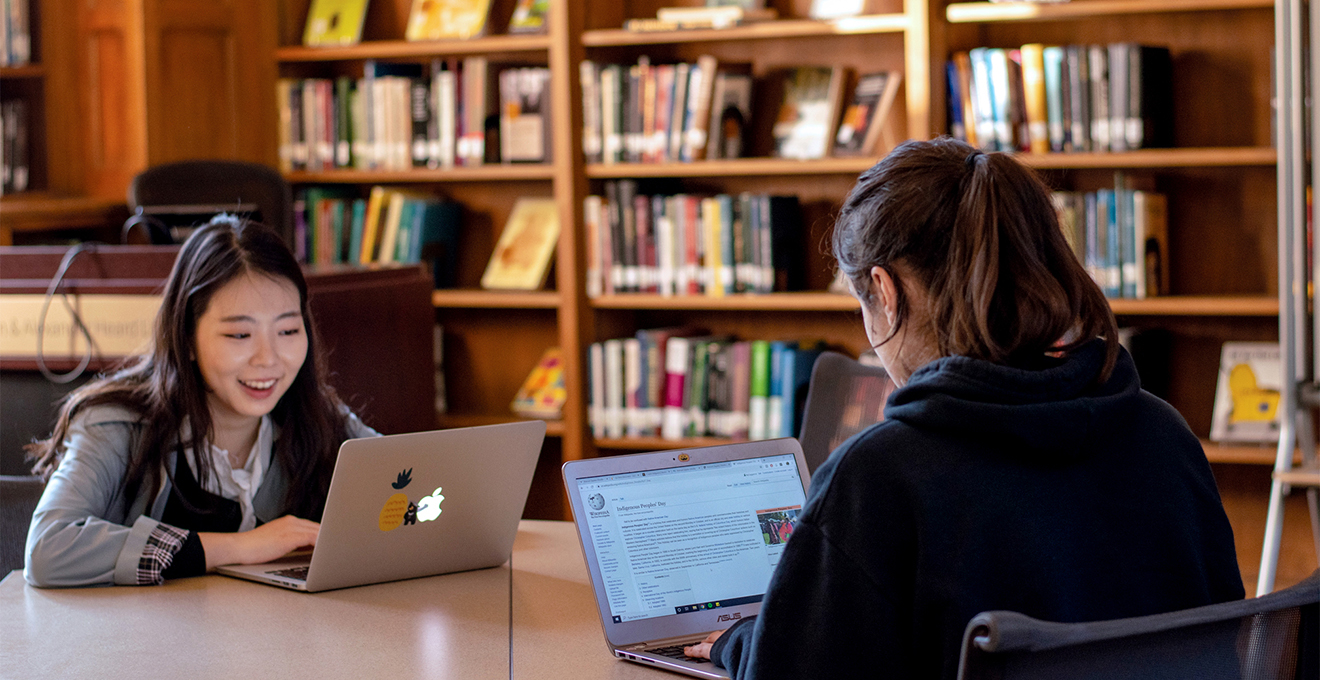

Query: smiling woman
22 215 380 587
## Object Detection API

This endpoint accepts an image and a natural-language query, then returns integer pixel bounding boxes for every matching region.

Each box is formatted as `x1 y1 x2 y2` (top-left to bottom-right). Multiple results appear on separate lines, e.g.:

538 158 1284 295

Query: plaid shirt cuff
135 523 190 585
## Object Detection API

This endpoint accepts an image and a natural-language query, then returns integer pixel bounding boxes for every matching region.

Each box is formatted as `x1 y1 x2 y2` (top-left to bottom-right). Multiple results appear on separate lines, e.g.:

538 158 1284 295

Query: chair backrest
0 475 45 576
796 351 896 475
957 569 1320 680
127 160 294 247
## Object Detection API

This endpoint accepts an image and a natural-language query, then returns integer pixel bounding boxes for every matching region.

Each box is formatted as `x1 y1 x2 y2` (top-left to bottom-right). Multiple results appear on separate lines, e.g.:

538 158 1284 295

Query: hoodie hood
882 338 1139 458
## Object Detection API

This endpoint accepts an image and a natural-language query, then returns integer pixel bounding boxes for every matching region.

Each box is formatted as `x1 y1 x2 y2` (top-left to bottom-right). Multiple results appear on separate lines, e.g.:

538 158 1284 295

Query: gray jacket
25 403 378 587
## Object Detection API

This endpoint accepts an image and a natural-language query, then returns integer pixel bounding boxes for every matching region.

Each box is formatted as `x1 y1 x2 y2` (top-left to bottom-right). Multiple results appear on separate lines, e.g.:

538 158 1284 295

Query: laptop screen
573 452 807 624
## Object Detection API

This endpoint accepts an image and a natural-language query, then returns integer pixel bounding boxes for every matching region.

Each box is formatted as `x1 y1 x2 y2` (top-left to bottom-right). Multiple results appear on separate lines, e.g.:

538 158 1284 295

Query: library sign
0 294 160 359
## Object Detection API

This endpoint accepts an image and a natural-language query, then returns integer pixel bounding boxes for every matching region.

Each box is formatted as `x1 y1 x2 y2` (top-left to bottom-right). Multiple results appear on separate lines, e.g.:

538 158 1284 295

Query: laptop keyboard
648 644 711 664
266 566 309 582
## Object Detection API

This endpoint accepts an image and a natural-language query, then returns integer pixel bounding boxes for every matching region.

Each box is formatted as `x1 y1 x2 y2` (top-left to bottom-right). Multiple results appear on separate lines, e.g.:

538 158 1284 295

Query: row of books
589 329 833 442
1052 188 1169 300
948 43 1173 155
0 98 29 194
584 183 806 297
301 0 548 47
295 185 461 288
276 58 551 173
580 56 903 165
0 0 30 66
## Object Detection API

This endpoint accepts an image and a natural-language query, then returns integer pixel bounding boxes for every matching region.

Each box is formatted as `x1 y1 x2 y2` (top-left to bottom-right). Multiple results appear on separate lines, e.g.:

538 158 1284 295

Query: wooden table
1 521 675 679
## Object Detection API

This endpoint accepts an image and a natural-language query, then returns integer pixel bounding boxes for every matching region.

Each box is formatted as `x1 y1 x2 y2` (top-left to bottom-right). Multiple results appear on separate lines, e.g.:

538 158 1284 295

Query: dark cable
35 242 102 384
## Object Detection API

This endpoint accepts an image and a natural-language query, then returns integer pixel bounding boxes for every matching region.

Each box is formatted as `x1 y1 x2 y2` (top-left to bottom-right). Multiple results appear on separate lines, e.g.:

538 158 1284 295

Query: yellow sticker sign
379 492 409 531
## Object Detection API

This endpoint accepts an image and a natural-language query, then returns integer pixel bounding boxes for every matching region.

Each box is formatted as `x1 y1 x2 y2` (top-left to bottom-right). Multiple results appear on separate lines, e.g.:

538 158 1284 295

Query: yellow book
303 0 370 47
701 197 724 298
1019 43 1050 154
404 0 493 41
359 185 389 264
481 198 560 290
511 347 566 418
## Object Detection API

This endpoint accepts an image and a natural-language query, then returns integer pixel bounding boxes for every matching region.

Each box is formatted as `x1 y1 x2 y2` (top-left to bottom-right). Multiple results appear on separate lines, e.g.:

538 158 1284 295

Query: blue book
766 341 791 438
1119 188 1138 298
1042 46 1066 152
780 345 825 440
347 198 367 264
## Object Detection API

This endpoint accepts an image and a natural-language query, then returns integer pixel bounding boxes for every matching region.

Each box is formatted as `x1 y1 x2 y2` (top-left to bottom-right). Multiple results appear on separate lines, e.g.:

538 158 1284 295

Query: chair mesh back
797 352 896 475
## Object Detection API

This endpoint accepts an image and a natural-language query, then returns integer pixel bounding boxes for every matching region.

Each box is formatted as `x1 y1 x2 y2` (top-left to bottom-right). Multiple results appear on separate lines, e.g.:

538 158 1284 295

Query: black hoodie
712 339 1244 679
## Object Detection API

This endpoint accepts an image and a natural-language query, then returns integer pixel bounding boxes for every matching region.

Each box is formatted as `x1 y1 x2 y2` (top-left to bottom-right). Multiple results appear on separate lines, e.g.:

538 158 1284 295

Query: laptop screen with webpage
565 440 810 647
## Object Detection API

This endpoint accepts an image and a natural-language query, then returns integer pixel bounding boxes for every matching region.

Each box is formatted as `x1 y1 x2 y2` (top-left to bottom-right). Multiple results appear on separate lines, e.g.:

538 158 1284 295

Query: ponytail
833 138 1119 381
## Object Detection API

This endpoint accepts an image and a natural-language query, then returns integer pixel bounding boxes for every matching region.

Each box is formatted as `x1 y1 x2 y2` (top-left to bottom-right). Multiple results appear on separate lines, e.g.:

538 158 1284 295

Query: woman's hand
199 515 320 570
683 629 727 660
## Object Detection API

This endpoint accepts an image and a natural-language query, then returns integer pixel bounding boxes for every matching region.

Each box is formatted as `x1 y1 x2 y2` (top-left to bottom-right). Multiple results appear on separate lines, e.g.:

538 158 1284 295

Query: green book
749 339 771 440
329 198 345 263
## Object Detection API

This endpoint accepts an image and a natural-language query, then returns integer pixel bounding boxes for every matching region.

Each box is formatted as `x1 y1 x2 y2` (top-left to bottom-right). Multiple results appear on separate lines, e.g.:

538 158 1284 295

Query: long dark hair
28 216 352 520
832 137 1119 380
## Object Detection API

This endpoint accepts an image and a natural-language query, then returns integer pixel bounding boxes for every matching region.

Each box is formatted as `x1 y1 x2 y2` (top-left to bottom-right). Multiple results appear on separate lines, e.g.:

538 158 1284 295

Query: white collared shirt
181 415 274 532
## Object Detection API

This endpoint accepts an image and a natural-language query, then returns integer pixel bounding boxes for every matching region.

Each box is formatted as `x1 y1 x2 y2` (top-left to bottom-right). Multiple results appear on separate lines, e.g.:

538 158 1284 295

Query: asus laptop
217 420 545 592
562 438 811 679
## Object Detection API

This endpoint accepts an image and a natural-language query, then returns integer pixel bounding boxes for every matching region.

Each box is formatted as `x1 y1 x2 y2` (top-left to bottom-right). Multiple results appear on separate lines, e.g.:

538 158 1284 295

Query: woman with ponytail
24 215 378 587
684 138 1244 678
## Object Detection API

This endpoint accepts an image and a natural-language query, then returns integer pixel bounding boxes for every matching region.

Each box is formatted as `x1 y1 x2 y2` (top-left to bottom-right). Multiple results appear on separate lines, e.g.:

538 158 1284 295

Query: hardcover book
303 0 370 47
405 0 493 41
1209 342 1282 443
772 66 848 160
832 71 903 156
508 0 549 34
481 198 560 290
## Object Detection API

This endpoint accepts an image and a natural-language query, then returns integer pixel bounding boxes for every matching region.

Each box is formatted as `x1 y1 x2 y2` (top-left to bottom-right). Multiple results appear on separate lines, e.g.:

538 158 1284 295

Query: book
748 339 772 440
772 66 848 161
405 0 493 40
589 342 606 438
809 0 865 20
414 199 463 287
1042 45 1066 152
1019 44 1049 154
833 71 903 157
499 67 552 163
705 67 753 160
651 6 776 29
510 347 566 419
661 336 692 439
508 0 549 34
1132 190 1169 298
1209 342 1282 443
303 0 369 47
603 338 625 438
480 197 560 290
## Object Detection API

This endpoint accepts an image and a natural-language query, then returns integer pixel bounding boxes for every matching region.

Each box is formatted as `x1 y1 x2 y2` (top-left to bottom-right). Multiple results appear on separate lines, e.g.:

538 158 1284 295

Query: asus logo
716 612 742 623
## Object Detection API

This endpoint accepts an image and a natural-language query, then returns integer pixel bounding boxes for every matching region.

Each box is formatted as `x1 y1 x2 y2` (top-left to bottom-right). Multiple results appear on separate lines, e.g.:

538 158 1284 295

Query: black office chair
126 160 294 247
796 351 896 475
1 475 44 576
957 569 1320 680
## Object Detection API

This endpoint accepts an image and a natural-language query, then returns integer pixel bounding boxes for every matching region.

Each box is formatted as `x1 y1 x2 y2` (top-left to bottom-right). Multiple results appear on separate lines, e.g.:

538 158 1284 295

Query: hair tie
965 151 983 170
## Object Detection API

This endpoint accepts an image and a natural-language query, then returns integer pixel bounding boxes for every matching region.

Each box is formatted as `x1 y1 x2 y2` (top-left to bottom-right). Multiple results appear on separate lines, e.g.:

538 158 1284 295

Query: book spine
748 340 771 440
589 342 605 438
1042 46 1066 153
584 194 604 298
1020 44 1049 154
968 48 997 151
623 338 643 436
766 341 787 439
604 338 625 439
1088 44 1110 152
656 196 676 296
661 336 691 440
1107 43 1129 153
335 76 354 167
580 60 603 164
1065 46 1090 152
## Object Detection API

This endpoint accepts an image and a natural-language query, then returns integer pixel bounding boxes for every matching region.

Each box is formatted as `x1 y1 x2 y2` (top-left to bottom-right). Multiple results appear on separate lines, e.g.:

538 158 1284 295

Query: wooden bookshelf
437 412 565 437
586 157 880 178
285 166 556 183
1109 296 1279 317
1202 441 1305 466
581 14 910 46
432 289 561 309
1015 147 1277 169
0 64 44 79
946 0 1274 23
274 35 552 61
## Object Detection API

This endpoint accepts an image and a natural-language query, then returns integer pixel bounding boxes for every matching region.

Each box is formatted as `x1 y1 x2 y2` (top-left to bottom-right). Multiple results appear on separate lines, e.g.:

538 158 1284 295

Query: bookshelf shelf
432 289 561 309
946 0 1273 24
592 292 859 312
437 412 564 437
0 64 44 79
285 166 556 183
586 157 879 179
582 14 909 47
595 436 738 450
1015 147 1276 169
1109 296 1277 316
1202 440 1304 466
274 35 553 62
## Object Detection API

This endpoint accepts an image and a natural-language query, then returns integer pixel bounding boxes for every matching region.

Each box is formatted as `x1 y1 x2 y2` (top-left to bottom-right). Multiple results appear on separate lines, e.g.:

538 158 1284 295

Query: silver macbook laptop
218 420 545 592
562 438 811 679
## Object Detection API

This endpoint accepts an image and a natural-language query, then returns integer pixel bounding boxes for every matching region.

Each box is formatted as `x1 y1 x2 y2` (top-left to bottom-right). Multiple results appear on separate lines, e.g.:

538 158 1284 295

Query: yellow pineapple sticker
379 468 414 531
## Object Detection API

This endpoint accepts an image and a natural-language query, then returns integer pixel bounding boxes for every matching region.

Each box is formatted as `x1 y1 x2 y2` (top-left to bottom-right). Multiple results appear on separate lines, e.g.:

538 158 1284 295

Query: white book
580 60 603 163
623 338 644 436
656 206 676 297
661 336 691 440
584 195 604 298
669 62 692 162
394 78 413 170
589 342 606 439
434 66 457 169
600 65 622 164
604 338 625 439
